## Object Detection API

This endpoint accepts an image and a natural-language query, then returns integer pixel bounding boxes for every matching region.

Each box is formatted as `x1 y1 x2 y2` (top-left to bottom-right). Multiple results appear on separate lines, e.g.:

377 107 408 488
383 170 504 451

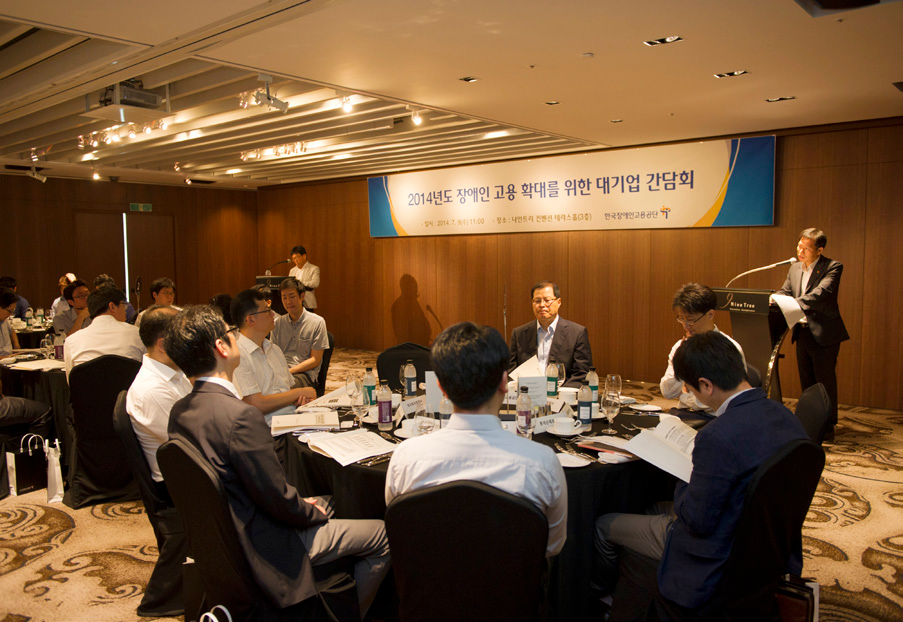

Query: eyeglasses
220 325 240 341
676 314 705 327
248 308 274 318
532 297 559 307
72 293 89 299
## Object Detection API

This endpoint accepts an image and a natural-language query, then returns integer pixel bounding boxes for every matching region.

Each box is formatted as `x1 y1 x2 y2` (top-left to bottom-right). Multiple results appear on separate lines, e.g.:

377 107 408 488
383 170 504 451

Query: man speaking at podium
778 227 849 440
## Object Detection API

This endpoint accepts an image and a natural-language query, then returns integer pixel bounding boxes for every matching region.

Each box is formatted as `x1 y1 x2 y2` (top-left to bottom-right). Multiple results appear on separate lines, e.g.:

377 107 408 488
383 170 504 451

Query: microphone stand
265 259 291 276
725 258 797 288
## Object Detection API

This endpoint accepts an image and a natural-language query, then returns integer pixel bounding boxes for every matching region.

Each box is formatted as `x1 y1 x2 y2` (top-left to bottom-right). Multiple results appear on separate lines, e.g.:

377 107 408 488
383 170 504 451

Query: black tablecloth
0 364 72 467
283 412 676 621
15 328 50 349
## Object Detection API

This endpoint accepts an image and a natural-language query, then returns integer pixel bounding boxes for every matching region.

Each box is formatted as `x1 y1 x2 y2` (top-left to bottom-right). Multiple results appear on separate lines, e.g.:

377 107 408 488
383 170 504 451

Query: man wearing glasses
230 288 314 424
508 280 592 388
52 279 92 336
660 283 745 414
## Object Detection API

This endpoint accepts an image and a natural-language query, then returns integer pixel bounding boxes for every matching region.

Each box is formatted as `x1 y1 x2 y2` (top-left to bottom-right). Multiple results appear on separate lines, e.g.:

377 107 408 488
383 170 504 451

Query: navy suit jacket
657 388 808 608
508 317 593 388
168 381 327 608
778 255 850 347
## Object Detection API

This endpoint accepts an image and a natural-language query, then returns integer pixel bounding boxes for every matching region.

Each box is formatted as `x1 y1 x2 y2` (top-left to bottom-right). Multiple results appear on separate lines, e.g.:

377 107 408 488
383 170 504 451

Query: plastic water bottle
53 334 64 360
587 366 599 403
439 395 453 428
377 379 393 432
362 367 377 404
546 357 559 397
403 359 417 397
516 387 533 439
578 380 593 431
25 307 33 328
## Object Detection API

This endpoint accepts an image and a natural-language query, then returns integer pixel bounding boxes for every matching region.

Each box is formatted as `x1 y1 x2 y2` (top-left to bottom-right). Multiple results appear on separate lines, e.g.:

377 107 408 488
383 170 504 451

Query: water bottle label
579 402 592 424
405 378 417 395
591 386 599 402
365 385 376 403
547 379 557 395
378 401 392 423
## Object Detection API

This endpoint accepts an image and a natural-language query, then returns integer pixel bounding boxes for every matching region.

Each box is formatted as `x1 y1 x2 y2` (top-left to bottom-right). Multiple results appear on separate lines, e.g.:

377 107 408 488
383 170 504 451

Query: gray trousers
298 497 391 620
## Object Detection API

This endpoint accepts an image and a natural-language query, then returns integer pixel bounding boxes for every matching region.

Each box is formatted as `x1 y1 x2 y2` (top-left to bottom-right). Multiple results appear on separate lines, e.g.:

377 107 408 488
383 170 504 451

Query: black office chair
112 391 187 617
376 342 431 393
157 438 358 622
315 331 335 397
613 439 825 621
795 383 832 445
385 480 549 622
64 354 142 508
746 363 762 389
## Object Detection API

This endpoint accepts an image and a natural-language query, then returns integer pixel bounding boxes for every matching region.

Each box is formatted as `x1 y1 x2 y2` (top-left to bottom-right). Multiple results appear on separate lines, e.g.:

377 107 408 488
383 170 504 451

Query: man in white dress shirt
64 286 145 378
271 278 329 389
386 322 568 557
660 283 745 414
126 305 192 485
289 245 320 312
230 289 315 424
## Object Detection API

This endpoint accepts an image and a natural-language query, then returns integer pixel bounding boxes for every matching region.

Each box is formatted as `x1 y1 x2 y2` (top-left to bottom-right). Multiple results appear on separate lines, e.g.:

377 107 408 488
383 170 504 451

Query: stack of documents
271 409 340 436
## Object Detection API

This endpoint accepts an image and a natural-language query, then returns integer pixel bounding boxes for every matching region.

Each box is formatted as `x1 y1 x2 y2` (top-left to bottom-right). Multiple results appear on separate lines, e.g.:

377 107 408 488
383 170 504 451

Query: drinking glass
600 392 620 435
398 365 407 398
605 374 622 398
40 335 53 358
345 374 363 425
414 409 437 436
557 363 566 387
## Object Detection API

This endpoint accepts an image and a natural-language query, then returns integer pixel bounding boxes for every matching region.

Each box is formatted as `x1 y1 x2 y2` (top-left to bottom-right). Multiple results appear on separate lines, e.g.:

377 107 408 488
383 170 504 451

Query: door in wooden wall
126 213 176 310
74 211 125 290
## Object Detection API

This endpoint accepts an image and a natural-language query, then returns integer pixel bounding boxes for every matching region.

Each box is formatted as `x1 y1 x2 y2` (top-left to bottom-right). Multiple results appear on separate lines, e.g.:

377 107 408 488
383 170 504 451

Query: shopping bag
6 434 47 495
199 605 233 622
45 438 64 503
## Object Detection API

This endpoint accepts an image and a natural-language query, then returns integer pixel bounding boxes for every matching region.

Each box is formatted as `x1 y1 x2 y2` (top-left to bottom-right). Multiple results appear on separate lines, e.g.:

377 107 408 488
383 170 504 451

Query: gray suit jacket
778 255 850 347
508 317 593 388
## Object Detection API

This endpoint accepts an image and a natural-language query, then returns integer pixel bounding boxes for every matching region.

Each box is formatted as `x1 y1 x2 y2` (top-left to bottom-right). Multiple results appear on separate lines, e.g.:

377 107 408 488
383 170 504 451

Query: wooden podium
713 288 790 402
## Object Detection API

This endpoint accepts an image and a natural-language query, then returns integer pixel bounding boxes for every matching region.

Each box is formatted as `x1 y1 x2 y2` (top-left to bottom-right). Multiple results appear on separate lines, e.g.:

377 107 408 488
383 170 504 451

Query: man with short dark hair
0 288 21 356
777 227 849 438
386 321 568 556
165 306 390 617
271 278 328 389
0 276 30 320
52 279 91 336
92 274 137 322
594 332 807 610
508 280 592 387
289 245 320 312
63 286 145 377
136 278 179 327
230 288 314 423
660 283 745 414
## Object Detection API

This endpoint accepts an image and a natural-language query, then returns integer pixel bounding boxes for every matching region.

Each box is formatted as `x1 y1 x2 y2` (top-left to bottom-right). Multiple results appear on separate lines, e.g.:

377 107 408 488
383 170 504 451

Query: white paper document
771 293 805 328
510 356 543 382
9 358 66 371
308 386 353 408
307 430 398 466
625 414 697 483
271 409 340 436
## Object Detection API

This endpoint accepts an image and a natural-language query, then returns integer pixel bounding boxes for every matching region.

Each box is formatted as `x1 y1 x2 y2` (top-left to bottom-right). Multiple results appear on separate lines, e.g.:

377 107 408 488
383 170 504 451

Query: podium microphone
265 258 291 276
725 258 798 288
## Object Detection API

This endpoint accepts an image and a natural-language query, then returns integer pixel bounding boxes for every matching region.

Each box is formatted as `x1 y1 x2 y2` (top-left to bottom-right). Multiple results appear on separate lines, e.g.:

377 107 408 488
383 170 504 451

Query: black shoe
823 427 835 443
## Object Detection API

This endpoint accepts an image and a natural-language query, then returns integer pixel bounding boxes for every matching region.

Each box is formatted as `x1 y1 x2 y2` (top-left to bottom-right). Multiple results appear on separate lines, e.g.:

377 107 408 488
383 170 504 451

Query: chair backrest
376 342 431 393
746 363 763 389
315 331 335 397
65 354 142 507
111 390 169 517
385 480 548 622
795 383 831 444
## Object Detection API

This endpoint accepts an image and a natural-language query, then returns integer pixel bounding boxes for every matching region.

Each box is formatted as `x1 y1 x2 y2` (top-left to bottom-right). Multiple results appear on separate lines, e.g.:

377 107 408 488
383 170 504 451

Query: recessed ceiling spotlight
173 162 181 172
643 35 683 47
92 170 100 180
184 178 192 185
610 119 624 123
545 101 560 106
484 130 510 139
342 96 353 113
225 168 242 175
714 70 749 79
459 76 478 83
765 96 796 102
582 52 595 59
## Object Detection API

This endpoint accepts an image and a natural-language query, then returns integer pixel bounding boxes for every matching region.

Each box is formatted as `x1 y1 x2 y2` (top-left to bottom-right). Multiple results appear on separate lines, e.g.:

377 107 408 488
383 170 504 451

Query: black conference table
282 409 677 622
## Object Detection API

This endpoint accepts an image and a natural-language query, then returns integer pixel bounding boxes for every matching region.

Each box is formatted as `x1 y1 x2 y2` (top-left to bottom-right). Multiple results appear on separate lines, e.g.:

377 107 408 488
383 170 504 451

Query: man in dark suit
163 306 390 618
777 227 849 437
508 281 593 388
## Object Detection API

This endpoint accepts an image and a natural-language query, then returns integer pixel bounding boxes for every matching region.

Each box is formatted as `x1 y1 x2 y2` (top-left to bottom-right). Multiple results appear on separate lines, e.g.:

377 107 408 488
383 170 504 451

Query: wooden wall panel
126 213 176 309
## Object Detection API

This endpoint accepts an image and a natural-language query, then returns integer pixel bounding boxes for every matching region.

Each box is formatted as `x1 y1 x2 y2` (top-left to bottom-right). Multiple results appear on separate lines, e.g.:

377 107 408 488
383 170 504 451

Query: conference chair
795 383 832 445
376 342 431 394
384 480 549 622
112 391 187 617
157 438 359 622
611 438 825 622
746 363 763 389
64 354 142 508
315 331 335 397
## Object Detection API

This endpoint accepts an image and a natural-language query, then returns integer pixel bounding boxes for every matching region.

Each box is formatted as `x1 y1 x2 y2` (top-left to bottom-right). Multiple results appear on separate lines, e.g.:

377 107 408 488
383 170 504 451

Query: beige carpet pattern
0 349 901 621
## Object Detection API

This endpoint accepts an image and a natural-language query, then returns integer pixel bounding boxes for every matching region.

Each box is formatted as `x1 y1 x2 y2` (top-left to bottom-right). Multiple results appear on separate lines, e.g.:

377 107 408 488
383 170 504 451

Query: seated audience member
231 289 315 424
289 245 320 312
52 280 91 336
252 283 280 317
508 280 592 388
0 276 30 320
50 273 76 319
660 283 746 414
126 305 191 486
271 278 328 389
386 322 568 557
164 306 390 616
63 286 146 378
1 376 53 439
209 293 233 325
0 288 21 355
594 332 807 610
135 278 179 327
93 274 137 322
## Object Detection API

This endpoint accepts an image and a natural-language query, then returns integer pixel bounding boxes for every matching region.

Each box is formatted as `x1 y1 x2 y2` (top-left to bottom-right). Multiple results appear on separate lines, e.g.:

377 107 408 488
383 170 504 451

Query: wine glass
345 374 363 425
557 363 566 388
605 374 622 399
600 392 620 435
414 409 437 436
40 335 53 358
398 365 407 398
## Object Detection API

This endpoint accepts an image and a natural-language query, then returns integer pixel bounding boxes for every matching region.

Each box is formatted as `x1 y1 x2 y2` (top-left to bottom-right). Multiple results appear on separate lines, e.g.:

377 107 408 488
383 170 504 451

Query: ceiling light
77 136 86 150
714 70 748 79
30 148 38 162
342 96 353 113
610 119 624 123
173 162 181 172
225 168 242 175
238 93 250 109
91 134 99 148
643 35 683 46
459 76 478 83
25 166 46 183
545 101 560 106
160 120 169 130
127 124 137 138
240 152 248 161
411 110 422 126
582 52 595 59
103 133 112 144
92 170 100 180
766 96 796 102
184 178 192 185
143 124 152 134
111 132 121 143
332 153 351 160
484 130 510 139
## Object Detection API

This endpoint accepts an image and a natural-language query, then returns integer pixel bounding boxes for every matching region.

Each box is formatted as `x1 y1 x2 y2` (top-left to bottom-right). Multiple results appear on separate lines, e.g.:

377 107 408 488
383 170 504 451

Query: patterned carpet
0 348 901 621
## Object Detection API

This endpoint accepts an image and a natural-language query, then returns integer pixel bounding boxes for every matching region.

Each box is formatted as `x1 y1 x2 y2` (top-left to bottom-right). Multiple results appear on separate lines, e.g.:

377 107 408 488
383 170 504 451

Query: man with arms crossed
508 280 592 388
165 306 390 617
594 332 807 611
660 283 745 414
271 278 328 390
386 321 567 557
777 227 849 440
231 289 315 424
289 245 320 312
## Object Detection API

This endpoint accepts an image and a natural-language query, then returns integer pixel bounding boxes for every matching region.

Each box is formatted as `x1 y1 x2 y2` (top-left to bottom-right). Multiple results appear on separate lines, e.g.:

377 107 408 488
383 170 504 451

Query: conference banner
368 135 774 237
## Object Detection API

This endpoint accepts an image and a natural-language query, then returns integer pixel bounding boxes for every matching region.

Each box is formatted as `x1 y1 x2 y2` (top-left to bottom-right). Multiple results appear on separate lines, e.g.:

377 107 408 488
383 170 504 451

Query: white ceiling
0 0 901 189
